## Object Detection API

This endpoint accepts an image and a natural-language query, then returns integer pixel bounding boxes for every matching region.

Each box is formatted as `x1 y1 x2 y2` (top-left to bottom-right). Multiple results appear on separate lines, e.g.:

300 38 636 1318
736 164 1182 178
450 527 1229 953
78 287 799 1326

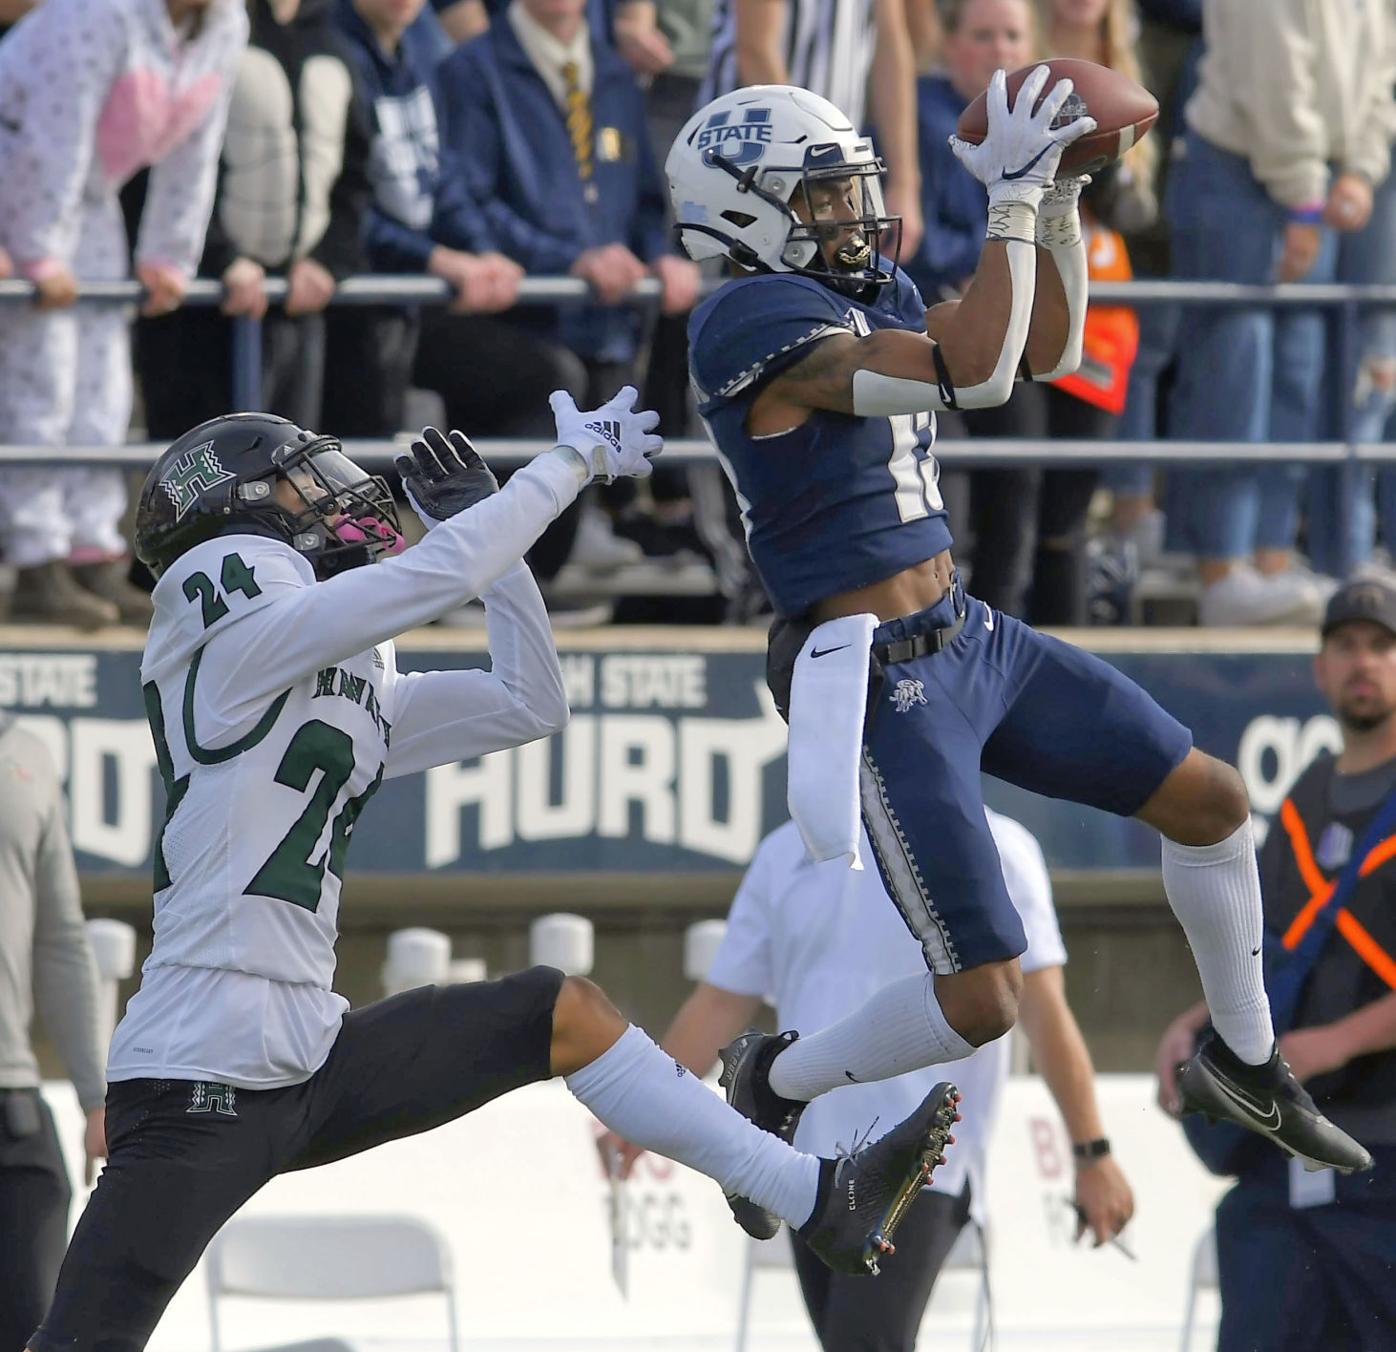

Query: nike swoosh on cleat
1207 1074 1282 1132
1002 145 1055 181
811 644 851 659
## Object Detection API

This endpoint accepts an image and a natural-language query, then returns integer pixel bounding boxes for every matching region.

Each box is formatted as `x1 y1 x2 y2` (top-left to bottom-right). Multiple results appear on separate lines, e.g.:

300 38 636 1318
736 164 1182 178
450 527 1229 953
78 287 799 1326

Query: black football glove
394 426 499 528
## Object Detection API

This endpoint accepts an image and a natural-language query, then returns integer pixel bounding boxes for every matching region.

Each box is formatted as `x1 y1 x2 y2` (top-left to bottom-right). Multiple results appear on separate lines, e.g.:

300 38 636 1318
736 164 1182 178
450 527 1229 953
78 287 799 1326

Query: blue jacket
435 17 671 362
334 0 489 272
906 75 986 301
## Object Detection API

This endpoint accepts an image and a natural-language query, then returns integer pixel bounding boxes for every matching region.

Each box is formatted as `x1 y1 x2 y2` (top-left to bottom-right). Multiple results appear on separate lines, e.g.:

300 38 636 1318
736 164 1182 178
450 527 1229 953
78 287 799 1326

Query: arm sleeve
434 51 580 272
195 451 583 737
2 0 125 276
383 562 568 778
706 836 779 998
134 10 248 276
31 793 105 1112
690 278 854 401
1346 18 1396 186
990 814 1067 974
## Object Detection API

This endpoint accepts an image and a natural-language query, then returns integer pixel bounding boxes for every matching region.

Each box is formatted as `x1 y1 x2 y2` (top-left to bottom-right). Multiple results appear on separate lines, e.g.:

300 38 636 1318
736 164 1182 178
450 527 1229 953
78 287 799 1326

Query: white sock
1161 820 1275 1065
766 973 976 1102
565 1025 822 1228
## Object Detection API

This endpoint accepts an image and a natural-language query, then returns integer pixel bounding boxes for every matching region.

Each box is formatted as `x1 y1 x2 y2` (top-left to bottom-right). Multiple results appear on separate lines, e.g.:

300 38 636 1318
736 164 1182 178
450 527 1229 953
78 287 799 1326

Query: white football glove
549 385 663 485
948 66 1098 209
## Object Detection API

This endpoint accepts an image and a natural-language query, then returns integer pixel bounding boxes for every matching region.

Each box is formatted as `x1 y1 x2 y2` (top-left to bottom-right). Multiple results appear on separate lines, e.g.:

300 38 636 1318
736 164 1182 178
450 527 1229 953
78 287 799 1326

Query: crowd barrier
0 272 1393 460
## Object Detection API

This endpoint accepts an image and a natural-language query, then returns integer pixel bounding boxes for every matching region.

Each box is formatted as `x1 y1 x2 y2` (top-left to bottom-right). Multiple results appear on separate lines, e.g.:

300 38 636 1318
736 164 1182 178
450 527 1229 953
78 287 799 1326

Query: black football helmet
134 413 403 579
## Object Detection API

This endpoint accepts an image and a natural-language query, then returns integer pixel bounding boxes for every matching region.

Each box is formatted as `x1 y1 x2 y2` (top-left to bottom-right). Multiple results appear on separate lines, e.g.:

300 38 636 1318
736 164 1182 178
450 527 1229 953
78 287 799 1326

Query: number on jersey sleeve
886 412 943 523
182 552 263 629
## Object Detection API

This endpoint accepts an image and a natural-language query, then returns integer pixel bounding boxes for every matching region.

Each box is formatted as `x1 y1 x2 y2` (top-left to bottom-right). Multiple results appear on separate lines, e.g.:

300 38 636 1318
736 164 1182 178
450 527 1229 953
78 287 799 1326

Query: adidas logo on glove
585 420 624 453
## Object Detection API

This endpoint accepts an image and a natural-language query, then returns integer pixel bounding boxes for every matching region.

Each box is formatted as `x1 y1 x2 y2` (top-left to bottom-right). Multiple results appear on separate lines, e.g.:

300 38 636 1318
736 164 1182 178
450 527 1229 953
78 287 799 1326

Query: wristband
1286 202 1324 225
986 200 1037 246
548 444 593 486
1072 1137 1112 1162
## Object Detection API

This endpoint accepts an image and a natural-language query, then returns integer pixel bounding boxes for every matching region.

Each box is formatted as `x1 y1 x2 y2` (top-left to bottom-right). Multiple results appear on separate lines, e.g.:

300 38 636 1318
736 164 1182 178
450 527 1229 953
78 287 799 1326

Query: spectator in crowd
0 716 107 1352
1306 158 1396 584
1155 577 1396 1350
432 0 614 48
603 814 1135 1352
1031 0 1154 626
324 0 523 437
433 0 700 581
1166 0 1396 626
0 0 246 628
698 0 924 259
1098 0 1201 587
437 0 697 407
135 0 371 439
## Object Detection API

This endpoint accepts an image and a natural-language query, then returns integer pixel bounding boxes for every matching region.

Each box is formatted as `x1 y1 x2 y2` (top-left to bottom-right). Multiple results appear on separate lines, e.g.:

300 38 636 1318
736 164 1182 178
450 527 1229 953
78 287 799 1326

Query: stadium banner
1 641 1332 877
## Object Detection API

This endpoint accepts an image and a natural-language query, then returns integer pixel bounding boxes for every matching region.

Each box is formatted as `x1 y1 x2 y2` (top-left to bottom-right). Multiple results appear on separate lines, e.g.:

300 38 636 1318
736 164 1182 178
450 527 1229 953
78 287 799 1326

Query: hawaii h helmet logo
161 442 236 522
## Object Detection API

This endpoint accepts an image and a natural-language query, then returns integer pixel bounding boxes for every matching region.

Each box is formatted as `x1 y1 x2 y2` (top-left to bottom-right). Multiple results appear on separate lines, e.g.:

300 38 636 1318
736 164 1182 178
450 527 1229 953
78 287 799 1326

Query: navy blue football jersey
688 268 953 617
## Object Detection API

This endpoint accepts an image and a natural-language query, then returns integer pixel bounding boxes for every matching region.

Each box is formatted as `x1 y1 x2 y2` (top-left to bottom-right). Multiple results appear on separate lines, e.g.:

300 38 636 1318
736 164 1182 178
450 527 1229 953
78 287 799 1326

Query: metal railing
0 273 1392 470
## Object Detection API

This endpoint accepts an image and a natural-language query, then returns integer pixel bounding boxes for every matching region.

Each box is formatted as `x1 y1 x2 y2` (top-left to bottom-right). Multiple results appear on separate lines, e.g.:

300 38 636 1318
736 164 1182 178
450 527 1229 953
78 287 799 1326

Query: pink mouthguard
333 515 406 556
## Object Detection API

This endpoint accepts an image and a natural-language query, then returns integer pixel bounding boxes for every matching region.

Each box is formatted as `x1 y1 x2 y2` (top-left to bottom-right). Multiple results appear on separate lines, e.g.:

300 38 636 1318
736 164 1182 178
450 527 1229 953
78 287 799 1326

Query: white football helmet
666 85 897 287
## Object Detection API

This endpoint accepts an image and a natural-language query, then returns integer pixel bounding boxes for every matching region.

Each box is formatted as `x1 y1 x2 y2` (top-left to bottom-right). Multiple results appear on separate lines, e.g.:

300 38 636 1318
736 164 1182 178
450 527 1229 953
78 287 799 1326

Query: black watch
1072 1137 1111 1163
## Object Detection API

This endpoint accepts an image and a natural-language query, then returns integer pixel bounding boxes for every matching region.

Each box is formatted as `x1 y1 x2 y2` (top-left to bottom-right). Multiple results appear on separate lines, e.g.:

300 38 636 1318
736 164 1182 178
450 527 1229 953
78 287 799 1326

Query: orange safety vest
1277 796 1396 989
1053 224 1139 416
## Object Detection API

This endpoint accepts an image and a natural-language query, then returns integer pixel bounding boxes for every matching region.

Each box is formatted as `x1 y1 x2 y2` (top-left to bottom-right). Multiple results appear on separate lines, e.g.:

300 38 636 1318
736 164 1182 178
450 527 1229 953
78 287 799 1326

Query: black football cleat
1179 1033 1372 1174
717 1030 808 1239
799 1081 961 1276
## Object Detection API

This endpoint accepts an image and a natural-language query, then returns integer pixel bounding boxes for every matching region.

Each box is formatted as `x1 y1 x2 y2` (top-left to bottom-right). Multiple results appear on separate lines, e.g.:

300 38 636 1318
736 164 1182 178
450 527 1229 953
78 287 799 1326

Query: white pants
0 193 132 567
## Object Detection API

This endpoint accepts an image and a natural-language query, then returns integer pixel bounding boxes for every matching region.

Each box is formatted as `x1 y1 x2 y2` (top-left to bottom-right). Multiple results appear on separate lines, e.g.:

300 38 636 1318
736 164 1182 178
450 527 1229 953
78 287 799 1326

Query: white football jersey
108 454 579 1089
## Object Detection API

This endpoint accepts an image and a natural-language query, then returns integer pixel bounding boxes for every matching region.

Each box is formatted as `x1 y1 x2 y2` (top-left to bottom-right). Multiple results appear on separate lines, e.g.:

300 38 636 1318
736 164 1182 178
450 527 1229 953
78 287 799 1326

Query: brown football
955 58 1158 177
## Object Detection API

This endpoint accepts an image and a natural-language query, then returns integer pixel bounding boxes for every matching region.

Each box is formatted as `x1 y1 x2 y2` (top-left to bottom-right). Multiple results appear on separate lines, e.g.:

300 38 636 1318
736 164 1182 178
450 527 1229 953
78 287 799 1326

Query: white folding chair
206 1214 459 1352
1179 1226 1218 1352
936 1217 994 1352
734 1228 796 1352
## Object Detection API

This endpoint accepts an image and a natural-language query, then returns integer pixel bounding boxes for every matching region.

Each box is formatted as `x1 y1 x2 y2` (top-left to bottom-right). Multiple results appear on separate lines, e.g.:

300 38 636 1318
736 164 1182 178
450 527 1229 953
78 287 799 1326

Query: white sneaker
570 508 644 573
1197 565 1323 627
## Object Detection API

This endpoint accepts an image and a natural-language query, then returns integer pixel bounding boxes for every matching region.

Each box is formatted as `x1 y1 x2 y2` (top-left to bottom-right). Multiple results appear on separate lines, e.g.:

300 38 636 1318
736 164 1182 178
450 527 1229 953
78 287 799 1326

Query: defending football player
28 397 961 1351
667 71 1371 1241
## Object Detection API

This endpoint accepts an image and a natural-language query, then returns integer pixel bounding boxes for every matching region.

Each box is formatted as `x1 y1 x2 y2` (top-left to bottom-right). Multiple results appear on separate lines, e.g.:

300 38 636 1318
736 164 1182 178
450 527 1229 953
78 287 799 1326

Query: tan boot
72 561 155 625
11 561 120 629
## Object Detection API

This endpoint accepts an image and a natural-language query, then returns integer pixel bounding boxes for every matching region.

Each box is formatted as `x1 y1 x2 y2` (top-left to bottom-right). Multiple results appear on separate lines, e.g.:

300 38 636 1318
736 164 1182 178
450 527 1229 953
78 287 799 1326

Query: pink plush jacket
0 0 248 282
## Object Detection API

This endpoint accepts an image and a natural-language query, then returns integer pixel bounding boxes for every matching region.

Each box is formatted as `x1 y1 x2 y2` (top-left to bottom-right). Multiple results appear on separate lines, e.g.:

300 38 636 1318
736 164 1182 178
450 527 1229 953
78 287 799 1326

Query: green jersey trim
181 647 292 766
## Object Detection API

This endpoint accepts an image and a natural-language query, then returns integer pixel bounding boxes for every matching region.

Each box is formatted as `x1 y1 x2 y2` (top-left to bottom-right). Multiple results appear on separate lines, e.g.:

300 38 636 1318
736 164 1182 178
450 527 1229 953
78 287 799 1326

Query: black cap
1321 577 1396 638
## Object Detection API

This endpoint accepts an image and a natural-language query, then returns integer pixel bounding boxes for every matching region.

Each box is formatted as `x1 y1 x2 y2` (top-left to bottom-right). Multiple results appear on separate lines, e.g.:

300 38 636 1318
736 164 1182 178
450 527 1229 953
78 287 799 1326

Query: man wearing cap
1154 576 1396 1351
